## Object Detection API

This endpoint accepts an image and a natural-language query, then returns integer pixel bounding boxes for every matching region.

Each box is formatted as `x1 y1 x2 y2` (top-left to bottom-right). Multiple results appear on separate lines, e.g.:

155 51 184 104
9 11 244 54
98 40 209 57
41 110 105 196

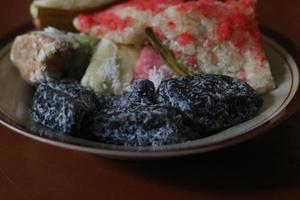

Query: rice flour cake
149 0 275 93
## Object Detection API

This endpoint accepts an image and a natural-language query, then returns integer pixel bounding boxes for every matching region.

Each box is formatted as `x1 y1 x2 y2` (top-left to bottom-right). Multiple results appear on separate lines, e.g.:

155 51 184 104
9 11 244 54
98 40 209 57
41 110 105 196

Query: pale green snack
81 38 139 95
74 34 100 47
66 33 100 80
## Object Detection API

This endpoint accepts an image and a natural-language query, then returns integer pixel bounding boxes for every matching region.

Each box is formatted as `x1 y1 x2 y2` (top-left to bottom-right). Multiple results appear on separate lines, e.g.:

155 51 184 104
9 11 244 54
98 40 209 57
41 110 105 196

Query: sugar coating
81 38 134 95
32 83 88 134
134 46 174 88
43 27 79 47
37 27 79 64
32 81 97 134
148 66 174 89
46 80 97 109
88 105 198 147
31 75 264 146
157 74 263 133
97 79 156 112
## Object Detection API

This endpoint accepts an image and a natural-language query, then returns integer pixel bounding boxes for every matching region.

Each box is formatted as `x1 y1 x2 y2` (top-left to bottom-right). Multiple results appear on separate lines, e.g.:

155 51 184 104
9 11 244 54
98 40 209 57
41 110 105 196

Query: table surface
1 0 300 199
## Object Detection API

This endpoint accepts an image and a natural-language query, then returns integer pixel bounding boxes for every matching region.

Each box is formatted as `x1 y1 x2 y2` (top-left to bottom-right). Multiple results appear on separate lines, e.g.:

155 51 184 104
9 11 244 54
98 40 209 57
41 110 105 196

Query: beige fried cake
10 28 79 85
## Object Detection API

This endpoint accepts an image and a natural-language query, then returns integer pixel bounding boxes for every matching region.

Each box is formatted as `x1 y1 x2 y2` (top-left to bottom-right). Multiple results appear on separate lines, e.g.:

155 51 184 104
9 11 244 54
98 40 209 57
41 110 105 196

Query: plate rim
0 24 299 159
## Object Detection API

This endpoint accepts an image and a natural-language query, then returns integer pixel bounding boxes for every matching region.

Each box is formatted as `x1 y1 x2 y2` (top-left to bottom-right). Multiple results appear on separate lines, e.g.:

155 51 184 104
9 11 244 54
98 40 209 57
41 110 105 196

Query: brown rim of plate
0 23 299 158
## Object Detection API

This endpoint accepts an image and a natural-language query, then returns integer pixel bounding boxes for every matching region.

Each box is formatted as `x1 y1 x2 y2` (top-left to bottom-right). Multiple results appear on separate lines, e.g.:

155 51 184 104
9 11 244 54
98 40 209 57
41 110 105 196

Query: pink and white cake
148 0 275 93
75 0 275 94
73 0 186 45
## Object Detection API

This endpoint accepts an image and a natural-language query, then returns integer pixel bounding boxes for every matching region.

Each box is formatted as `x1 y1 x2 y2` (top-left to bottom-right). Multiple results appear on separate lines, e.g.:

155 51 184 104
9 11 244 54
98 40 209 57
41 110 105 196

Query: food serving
9 0 275 147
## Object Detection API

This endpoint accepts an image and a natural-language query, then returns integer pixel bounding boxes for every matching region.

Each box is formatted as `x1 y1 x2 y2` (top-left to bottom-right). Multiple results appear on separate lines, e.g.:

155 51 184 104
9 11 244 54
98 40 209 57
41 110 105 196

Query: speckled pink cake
149 0 275 93
73 0 186 45
75 0 275 94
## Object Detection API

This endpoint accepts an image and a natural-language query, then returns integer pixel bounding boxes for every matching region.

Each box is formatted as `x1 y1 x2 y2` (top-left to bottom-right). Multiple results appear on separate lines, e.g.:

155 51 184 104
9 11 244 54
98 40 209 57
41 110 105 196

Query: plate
0 25 299 160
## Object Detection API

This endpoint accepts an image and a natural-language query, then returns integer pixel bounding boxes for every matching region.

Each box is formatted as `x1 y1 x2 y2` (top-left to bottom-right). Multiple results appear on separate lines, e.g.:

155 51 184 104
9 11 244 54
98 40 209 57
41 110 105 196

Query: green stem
145 27 191 77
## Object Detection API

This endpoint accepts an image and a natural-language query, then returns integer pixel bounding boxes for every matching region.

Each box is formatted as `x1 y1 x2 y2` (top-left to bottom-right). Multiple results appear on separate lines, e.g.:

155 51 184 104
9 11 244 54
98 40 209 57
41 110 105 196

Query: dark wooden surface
1 1 300 199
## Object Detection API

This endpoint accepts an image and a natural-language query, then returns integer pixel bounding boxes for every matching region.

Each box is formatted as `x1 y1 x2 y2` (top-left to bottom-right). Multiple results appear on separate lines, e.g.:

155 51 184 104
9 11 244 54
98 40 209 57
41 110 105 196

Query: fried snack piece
11 28 79 85
10 28 98 85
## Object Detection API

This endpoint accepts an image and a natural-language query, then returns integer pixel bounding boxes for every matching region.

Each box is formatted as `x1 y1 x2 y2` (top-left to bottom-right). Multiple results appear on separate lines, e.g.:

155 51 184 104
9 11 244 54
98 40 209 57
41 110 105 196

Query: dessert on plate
9 0 273 147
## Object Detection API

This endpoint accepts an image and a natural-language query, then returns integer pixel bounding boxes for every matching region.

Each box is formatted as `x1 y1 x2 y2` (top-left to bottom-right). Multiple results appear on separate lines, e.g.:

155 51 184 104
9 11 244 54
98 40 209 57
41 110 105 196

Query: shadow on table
102 111 300 192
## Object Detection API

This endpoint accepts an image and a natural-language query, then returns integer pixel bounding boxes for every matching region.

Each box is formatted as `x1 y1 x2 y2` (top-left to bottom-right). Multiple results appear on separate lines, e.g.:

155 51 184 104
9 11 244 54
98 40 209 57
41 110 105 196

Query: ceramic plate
0 25 299 160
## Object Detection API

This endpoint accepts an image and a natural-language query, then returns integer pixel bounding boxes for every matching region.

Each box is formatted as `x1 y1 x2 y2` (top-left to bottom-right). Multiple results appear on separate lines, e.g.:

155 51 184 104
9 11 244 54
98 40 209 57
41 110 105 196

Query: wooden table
1 1 300 199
